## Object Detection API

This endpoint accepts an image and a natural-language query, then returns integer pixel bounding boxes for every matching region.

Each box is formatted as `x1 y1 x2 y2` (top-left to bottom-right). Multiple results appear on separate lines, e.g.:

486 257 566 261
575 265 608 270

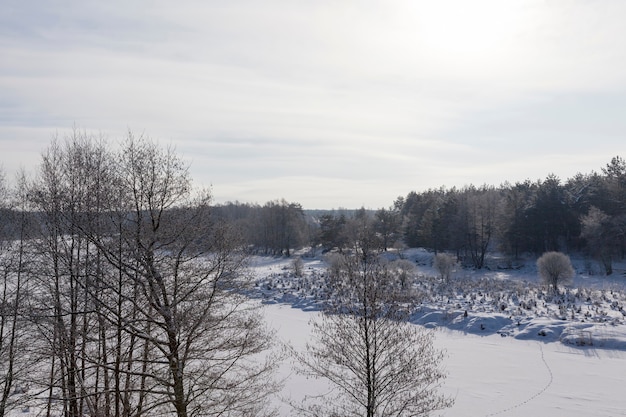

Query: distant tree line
214 156 626 275
394 157 626 273
213 204 403 257
212 199 311 256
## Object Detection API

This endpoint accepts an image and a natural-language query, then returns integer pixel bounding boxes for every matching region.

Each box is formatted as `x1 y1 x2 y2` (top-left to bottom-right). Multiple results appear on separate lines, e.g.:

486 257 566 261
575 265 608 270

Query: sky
1 0 626 209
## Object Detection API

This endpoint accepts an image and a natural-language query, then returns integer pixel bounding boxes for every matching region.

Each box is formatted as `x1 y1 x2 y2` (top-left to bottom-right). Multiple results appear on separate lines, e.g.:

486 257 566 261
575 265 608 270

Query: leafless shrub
537 251 575 293
434 253 456 283
292 256 304 277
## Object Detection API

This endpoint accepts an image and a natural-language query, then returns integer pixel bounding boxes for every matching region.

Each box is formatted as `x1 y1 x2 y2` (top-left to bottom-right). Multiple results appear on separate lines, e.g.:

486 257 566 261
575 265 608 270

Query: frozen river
262 302 626 417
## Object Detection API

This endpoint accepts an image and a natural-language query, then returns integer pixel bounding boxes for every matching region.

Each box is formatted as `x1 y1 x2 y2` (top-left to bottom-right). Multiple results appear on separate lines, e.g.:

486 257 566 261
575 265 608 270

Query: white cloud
1 0 625 207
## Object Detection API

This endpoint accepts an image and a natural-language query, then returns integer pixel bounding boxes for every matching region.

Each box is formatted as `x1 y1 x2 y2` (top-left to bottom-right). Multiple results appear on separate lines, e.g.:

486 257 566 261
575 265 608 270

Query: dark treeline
394 157 626 274
214 156 626 275
3 144 625 277
211 200 313 257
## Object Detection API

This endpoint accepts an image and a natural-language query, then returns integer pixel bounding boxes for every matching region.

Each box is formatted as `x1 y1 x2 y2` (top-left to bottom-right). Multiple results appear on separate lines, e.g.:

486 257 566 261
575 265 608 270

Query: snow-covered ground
263 303 626 417
250 250 626 416
7 250 623 416
250 249 626 349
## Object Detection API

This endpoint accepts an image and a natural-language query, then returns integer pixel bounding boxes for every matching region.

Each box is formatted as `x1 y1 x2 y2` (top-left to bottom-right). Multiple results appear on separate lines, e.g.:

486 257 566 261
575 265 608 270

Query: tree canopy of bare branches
20 130 279 417
537 251 575 293
292 253 452 417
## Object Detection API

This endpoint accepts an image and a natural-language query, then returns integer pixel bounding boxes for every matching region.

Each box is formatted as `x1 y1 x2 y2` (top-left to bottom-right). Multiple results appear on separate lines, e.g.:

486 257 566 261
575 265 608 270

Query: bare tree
433 253 455 283
386 259 416 292
258 200 306 256
292 254 452 417
537 251 575 293
343 208 382 260
29 134 107 417
88 134 279 417
25 131 279 417
0 170 31 416
581 206 616 275
292 256 304 277
460 186 499 269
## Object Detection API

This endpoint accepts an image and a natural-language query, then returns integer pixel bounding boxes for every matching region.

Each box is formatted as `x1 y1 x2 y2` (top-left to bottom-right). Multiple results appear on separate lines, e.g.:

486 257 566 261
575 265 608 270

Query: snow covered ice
263 303 626 417
252 251 626 416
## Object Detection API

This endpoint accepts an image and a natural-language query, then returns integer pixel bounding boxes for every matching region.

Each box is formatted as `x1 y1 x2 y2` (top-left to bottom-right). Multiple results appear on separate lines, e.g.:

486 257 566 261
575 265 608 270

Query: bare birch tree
86 134 278 417
293 253 452 417
28 132 116 417
0 171 33 416
26 131 279 417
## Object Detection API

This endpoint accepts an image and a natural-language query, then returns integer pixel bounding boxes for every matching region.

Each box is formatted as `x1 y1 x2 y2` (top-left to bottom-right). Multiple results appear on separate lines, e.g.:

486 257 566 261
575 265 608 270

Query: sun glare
399 1 525 70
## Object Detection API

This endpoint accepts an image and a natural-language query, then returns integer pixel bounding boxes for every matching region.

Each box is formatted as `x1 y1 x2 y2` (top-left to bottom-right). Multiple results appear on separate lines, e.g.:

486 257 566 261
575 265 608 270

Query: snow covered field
252 251 626 416
6 251 624 416
263 303 626 417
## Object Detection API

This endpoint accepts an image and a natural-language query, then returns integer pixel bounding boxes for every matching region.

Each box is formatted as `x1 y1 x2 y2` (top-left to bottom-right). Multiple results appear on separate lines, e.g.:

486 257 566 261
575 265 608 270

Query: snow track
484 343 553 417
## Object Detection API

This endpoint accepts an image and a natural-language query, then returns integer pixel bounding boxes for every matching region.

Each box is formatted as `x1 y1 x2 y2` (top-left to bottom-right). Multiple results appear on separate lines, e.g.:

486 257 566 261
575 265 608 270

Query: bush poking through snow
292 256 304 277
387 258 416 290
434 253 456 283
537 251 575 293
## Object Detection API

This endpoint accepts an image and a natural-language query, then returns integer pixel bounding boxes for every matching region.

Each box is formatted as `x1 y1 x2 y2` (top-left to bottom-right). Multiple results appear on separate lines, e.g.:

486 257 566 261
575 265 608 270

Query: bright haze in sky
1 1 625 209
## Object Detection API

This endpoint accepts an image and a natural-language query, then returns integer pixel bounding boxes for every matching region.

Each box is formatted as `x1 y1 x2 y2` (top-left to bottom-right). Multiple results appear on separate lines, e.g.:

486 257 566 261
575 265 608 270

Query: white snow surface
10 250 624 416
251 250 626 416
263 303 626 417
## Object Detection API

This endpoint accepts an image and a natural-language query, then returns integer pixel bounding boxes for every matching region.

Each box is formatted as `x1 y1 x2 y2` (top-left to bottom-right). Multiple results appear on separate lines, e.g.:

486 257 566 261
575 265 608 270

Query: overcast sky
1 1 625 209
